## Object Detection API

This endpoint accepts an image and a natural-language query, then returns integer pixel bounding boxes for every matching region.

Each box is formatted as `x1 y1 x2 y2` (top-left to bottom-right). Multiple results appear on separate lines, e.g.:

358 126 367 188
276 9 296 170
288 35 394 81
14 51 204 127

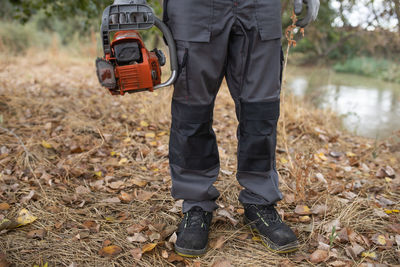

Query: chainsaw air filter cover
114 42 142 65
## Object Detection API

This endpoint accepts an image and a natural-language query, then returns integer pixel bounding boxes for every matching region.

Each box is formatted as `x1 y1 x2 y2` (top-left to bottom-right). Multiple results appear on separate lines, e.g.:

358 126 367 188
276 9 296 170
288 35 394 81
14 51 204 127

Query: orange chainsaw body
105 30 162 95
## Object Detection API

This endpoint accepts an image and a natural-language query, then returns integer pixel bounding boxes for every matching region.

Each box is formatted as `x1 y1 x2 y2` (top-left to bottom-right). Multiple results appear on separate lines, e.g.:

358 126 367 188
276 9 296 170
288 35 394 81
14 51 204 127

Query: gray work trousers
164 0 284 212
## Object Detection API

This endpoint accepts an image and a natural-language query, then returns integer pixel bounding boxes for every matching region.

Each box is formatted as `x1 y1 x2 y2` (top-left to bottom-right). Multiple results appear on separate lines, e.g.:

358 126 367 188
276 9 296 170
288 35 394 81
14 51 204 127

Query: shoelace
185 208 208 228
257 205 280 223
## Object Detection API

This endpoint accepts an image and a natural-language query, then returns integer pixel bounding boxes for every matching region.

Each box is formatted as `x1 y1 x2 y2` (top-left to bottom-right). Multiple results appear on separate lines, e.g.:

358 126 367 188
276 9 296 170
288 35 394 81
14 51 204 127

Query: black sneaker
244 204 299 253
174 206 212 257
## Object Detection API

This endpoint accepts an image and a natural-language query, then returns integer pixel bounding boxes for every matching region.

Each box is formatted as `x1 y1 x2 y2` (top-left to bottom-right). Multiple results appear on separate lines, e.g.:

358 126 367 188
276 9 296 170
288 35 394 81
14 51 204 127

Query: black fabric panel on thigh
238 101 280 172
169 100 219 170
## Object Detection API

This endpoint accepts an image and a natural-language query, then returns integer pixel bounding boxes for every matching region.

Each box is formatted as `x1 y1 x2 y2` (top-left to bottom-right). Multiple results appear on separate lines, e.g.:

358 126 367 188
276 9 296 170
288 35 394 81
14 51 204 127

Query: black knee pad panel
238 101 280 172
169 100 219 170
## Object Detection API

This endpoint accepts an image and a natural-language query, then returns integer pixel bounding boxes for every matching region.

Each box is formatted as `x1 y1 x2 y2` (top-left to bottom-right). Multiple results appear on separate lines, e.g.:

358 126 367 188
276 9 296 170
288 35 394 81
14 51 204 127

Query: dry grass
0 48 399 267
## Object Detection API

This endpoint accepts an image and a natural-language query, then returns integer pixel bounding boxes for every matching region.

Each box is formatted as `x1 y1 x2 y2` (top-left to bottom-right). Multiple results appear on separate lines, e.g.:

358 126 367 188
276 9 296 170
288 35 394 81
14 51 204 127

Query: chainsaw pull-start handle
154 17 178 90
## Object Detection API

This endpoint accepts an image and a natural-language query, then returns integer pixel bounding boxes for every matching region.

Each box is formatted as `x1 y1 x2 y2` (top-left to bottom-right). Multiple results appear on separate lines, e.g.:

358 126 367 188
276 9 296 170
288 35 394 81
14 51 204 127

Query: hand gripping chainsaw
96 0 178 95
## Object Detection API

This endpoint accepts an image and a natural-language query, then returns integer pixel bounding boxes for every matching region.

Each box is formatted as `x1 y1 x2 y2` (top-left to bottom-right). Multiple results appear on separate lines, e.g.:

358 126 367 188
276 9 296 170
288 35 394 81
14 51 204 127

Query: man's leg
164 0 235 256
224 1 299 253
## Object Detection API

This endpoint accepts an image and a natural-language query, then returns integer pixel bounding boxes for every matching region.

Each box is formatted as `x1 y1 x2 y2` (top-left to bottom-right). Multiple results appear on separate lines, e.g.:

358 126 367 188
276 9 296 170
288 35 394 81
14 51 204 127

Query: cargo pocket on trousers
173 44 189 99
254 0 282 41
166 0 212 42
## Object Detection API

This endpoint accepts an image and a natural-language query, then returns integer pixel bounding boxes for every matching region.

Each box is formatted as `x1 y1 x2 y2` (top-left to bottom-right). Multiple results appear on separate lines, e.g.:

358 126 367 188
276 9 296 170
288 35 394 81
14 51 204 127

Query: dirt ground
0 49 399 267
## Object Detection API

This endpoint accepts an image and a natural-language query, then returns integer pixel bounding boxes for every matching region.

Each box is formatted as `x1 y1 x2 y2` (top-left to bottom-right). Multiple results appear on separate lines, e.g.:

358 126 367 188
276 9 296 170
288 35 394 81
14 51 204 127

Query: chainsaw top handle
100 0 178 89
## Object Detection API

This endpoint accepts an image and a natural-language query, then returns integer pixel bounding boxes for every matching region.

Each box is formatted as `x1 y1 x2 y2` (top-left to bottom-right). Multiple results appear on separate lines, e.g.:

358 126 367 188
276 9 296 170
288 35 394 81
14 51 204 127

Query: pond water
286 67 400 139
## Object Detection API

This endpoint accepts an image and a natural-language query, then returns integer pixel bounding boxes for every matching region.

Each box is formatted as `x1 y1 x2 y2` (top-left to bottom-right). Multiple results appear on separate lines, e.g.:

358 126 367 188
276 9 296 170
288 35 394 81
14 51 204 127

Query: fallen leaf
237 233 248 240
41 140 53 149
135 190 155 201
167 252 184 263
16 209 37 226
161 225 177 239
142 243 157 253
236 208 244 215
0 203 10 211
376 166 395 178
83 220 100 233
130 248 142 260
161 250 168 258
27 229 47 239
371 234 388 246
168 232 177 244
216 209 238 226
311 204 327 215
108 181 125 190
310 249 329 264
299 216 311 222
130 179 147 187
211 259 233 267
127 233 148 243
127 224 146 235
345 244 365 258
145 132 155 138
211 236 225 249
294 205 311 215
323 219 341 234
149 232 161 242
119 191 134 202
98 245 122 257
361 251 377 260
75 185 91 194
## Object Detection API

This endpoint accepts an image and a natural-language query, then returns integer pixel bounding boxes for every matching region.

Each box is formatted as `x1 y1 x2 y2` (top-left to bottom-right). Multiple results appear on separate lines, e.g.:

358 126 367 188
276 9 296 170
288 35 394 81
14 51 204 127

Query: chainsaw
96 0 178 95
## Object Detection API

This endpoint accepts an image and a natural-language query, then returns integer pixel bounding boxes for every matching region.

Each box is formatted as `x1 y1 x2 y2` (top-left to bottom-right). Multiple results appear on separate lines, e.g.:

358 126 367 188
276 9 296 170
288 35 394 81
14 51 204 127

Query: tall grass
0 21 52 54
333 56 400 84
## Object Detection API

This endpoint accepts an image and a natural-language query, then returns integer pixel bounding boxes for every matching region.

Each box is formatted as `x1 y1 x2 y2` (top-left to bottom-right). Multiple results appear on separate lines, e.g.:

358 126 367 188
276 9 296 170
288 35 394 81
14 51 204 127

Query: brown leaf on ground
237 233 249 240
27 229 47 239
135 190 155 201
108 180 125 190
345 244 365 258
0 203 10 211
130 179 148 187
167 252 184 263
371 233 392 247
141 243 157 253
212 259 233 267
216 209 238 226
294 205 311 215
127 224 146 235
119 191 134 202
98 245 122 257
376 166 395 178
310 249 329 264
127 233 148 243
83 220 100 233
311 204 328 215
130 248 142 260
161 249 168 258
210 236 225 249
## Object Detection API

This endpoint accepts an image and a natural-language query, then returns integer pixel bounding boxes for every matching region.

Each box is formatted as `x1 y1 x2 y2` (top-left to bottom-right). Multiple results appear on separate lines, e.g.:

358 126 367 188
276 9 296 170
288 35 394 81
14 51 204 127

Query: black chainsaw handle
154 17 178 89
